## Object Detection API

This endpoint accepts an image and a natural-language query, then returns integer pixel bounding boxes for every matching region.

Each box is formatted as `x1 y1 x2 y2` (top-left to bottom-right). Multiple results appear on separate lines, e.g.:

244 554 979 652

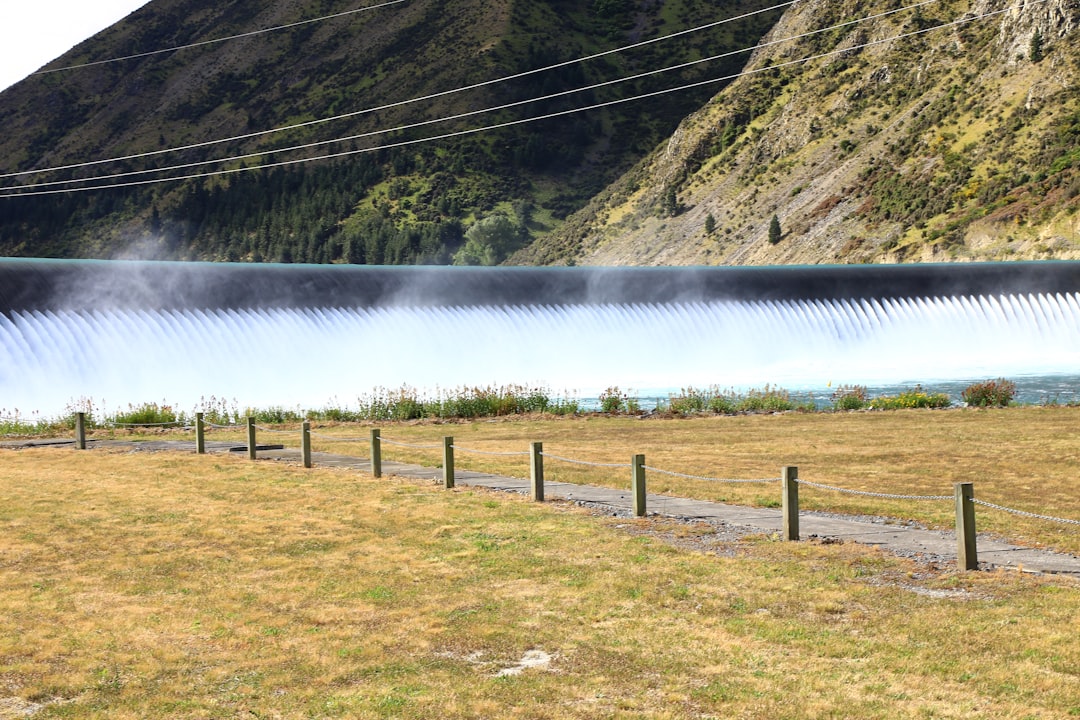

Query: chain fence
309 430 368 443
253 424 297 434
971 498 1080 526
452 444 530 457
106 420 188 428
206 421 244 429
379 437 444 450
796 478 953 501
91 416 1080 536
540 452 632 469
643 465 778 484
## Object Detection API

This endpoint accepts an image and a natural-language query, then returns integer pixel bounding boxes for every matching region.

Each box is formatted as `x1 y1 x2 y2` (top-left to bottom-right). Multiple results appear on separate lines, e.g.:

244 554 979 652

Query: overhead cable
1 0 945 192
31 0 411 76
0 0 800 180
0 1 1022 198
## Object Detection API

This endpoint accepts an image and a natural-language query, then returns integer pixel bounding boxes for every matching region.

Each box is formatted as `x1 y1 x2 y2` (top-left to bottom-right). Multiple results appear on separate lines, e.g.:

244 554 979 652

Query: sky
0 1 151 92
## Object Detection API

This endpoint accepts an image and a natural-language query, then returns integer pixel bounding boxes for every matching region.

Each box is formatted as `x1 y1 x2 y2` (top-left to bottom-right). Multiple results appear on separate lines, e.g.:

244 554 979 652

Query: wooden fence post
302 421 312 469
443 436 455 489
955 482 978 571
632 454 646 517
782 466 799 541
370 429 382 478
75 412 86 450
530 442 544 502
247 417 257 460
195 412 206 455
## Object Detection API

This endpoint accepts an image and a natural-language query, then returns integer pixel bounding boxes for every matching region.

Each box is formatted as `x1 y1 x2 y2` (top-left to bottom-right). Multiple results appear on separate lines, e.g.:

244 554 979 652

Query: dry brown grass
0 442 1077 718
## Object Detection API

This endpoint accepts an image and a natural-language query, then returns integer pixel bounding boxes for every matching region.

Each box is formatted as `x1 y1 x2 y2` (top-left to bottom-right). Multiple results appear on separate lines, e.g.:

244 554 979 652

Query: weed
668 385 811 415
962 378 1017 407
113 402 184 426
831 385 869 411
867 386 951 410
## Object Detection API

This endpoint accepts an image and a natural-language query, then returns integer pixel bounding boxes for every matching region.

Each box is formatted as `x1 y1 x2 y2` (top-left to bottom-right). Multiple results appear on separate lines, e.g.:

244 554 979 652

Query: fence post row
195 412 206 455
247 417 257 460
955 482 978 571
234 425 995 574
632 454 646 517
530 442 544 502
75 412 87 450
370 429 382 478
782 466 799 541
443 436 455 489
302 421 312 469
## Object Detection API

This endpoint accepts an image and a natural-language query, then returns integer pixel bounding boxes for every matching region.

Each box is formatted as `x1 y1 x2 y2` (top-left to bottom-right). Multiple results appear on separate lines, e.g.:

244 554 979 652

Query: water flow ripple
1 293 1078 415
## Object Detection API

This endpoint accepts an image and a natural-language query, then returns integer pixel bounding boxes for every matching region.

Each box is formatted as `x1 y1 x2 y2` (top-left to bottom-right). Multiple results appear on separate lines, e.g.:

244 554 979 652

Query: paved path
9 438 1080 577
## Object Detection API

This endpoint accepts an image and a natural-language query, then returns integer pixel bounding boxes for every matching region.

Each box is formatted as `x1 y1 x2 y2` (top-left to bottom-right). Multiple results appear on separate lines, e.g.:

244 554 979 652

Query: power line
0 0 798 180
0 2 1024 199
31 0 411 76
1 0 948 193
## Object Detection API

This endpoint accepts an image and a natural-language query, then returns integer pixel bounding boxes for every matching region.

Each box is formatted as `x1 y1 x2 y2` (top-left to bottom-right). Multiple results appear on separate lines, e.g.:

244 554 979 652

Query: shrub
599 386 629 414
667 385 811 415
668 387 708 415
831 385 868 411
113 402 183 426
867 386 951 410
962 378 1017 407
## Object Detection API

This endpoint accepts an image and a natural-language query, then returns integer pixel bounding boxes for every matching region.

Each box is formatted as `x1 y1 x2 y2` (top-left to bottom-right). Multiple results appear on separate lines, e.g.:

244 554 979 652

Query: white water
2 293 1079 416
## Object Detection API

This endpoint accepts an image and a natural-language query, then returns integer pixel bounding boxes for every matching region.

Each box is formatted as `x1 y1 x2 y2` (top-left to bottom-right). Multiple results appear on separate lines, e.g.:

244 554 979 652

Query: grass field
1 408 1078 718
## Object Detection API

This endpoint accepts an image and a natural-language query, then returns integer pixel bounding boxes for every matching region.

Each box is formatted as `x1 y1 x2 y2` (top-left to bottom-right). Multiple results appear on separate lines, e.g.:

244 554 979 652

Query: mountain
0 0 782 264
515 0 1080 265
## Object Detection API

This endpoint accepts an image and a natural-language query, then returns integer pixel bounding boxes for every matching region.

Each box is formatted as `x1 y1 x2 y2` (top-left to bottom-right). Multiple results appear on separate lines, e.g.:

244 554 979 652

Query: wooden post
530 442 544 502
195 412 206 455
246 416 257 460
632 454 646 517
370 428 382 478
75 412 86 450
443 436 455 489
782 466 799 541
955 482 978 571
302 421 312 469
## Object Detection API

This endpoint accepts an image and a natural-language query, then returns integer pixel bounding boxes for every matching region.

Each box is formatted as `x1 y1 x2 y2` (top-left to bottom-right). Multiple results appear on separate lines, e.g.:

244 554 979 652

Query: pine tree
663 186 679 217
704 213 716 235
768 214 782 244
1030 30 1044 62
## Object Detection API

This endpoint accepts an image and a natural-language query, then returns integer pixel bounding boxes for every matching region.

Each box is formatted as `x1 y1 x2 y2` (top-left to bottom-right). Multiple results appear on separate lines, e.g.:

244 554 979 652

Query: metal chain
452 445 530 457
380 437 443 450
206 421 243 429
642 465 779 484
106 420 187 428
252 424 297 434
796 479 952 501
540 452 632 469
308 431 368 442
971 498 1080 526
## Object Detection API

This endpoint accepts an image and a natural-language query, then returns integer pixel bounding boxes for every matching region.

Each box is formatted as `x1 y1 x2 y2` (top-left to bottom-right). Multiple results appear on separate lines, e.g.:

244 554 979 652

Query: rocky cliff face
515 0 1080 266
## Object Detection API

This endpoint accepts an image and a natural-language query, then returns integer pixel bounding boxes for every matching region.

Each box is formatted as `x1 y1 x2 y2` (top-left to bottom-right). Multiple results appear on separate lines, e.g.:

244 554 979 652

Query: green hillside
0 0 782 264
516 0 1080 265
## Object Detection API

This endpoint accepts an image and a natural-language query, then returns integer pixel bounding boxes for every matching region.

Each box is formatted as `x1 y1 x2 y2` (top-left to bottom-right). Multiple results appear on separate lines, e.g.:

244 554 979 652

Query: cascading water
1 259 1078 415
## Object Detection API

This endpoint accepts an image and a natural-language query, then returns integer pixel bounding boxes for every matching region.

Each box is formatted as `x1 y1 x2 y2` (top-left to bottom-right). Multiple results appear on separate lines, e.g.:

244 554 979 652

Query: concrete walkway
10 438 1080 577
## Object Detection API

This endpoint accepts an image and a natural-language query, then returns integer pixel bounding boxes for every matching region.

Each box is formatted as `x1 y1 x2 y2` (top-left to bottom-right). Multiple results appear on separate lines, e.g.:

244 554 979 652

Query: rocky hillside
514 0 1080 265
0 0 782 263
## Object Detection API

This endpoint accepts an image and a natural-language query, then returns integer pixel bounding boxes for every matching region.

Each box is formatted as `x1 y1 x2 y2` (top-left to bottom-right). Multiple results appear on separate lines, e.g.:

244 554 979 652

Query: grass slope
519 0 1080 265
0 0 782 264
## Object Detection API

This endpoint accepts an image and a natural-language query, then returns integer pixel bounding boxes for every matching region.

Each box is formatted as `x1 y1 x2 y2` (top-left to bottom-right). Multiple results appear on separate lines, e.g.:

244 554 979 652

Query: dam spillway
1 259 1079 416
